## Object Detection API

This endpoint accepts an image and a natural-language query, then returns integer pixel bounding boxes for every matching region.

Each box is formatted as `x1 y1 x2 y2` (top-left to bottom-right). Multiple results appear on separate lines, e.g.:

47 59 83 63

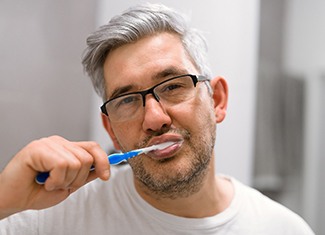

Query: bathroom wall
0 1 97 168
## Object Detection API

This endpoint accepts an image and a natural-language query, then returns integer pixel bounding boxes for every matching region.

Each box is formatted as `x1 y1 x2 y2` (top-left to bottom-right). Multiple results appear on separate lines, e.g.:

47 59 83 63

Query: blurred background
0 0 324 233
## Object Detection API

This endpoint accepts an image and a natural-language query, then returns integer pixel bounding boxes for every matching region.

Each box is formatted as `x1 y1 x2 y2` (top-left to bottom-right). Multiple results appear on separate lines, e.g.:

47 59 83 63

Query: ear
101 113 121 151
210 76 228 123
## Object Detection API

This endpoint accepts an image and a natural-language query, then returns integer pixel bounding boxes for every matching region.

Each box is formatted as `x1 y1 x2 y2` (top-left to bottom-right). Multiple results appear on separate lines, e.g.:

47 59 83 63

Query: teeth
155 141 175 150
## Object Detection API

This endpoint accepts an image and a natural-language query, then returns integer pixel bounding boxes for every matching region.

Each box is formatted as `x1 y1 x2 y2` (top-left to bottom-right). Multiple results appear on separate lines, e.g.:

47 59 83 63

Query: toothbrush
35 141 176 184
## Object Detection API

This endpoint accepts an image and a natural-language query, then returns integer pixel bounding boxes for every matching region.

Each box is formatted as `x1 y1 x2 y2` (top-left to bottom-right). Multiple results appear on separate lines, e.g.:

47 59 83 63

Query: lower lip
148 142 182 160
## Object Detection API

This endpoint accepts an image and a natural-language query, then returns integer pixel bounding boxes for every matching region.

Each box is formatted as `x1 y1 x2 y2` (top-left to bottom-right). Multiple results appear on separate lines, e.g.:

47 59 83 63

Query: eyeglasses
101 74 209 122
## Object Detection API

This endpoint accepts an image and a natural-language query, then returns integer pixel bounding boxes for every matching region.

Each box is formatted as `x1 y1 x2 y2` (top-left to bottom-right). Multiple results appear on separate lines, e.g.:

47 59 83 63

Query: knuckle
76 149 93 165
25 138 49 153
55 158 81 171
55 158 69 169
28 136 59 149
83 155 94 165
48 135 65 142
68 160 82 171
88 141 101 150
26 139 39 150
29 137 48 147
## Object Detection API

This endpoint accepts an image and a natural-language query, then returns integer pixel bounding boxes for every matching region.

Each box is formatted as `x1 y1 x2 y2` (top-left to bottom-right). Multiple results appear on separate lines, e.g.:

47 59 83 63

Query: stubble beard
129 125 216 200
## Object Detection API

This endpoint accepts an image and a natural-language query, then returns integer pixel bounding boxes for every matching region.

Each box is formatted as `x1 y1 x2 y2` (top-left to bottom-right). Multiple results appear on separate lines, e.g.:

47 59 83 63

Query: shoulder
230 177 314 234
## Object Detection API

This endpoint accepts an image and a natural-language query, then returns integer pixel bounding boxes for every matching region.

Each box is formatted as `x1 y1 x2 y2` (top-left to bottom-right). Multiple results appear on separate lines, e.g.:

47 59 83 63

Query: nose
142 95 172 133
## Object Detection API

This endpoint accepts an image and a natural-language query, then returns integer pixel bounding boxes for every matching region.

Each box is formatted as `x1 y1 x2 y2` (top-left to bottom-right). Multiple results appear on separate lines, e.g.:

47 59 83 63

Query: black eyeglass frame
100 74 209 116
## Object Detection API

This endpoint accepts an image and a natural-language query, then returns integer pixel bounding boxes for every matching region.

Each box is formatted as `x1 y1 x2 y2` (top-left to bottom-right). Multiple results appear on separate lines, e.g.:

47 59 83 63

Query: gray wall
0 1 97 168
254 0 325 233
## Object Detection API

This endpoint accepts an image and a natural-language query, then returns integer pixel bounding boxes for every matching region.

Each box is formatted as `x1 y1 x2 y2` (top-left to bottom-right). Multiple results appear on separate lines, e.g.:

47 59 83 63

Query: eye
114 94 141 108
160 81 187 93
121 95 137 104
164 83 183 91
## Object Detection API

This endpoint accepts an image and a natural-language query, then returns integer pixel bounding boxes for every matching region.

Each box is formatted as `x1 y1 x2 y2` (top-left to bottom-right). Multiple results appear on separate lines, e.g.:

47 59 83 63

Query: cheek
174 101 215 142
111 121 141 150
170 96 215 137
188 96 216 138
196 90 217 123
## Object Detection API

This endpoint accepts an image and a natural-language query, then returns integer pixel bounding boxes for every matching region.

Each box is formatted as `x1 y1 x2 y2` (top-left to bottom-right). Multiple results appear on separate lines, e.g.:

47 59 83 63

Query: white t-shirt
0 165 314 234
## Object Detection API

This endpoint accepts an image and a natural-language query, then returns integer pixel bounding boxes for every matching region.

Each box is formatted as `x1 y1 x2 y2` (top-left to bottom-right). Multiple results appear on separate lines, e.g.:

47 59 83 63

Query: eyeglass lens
104 75 199 122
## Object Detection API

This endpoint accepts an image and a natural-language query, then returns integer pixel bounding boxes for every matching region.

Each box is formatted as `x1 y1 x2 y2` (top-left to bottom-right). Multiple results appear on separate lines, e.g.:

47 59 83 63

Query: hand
0 136 110 219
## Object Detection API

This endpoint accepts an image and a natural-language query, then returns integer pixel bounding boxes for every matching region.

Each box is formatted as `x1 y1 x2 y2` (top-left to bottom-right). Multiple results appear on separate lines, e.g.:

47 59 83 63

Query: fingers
74 141 110 181
0 136 111 215
27 136 110 191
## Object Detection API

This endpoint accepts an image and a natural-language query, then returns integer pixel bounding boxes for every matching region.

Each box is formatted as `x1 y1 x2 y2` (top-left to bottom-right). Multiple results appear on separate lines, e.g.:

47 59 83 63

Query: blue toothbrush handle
108 150 141 164
35 150 142 185
35 172 50 184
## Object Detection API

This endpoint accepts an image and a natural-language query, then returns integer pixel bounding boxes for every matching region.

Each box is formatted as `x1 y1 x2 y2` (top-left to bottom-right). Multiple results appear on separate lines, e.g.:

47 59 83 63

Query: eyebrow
109 85 134 100
152 67 188 80
109 66 189 99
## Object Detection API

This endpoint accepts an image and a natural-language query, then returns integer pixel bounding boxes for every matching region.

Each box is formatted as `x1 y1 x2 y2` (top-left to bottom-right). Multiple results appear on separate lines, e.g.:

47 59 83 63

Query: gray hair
82 3 212 100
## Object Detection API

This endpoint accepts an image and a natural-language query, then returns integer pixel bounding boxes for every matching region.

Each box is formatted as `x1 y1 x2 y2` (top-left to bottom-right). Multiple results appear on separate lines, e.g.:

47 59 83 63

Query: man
0 3 314 234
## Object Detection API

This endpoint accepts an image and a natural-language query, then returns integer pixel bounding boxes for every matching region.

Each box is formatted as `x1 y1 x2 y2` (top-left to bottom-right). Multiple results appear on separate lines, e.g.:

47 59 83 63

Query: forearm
0 208 19 220
0 173 22 220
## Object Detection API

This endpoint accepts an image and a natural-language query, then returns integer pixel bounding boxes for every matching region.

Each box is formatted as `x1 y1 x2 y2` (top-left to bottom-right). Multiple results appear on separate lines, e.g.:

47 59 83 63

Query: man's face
102 32 218 198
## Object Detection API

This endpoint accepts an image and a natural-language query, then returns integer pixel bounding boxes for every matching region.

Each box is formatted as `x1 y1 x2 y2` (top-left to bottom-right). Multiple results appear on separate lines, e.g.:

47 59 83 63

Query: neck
134 158 234 218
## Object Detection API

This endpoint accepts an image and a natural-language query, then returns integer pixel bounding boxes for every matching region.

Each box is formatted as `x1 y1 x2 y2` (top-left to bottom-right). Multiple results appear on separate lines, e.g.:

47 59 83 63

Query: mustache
137 128 191 149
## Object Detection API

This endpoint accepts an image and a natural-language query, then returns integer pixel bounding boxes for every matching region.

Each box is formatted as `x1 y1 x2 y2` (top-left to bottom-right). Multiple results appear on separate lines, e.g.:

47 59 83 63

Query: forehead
103 32 197 97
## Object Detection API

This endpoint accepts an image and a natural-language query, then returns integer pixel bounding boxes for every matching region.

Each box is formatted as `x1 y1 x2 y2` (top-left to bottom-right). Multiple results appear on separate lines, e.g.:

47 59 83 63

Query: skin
0 32 232 221
101 32 233 218
0 136 110 219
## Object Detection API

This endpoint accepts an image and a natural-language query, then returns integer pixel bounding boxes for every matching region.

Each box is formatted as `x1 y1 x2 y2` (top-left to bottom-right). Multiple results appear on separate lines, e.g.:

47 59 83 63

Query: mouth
146 140 183 160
